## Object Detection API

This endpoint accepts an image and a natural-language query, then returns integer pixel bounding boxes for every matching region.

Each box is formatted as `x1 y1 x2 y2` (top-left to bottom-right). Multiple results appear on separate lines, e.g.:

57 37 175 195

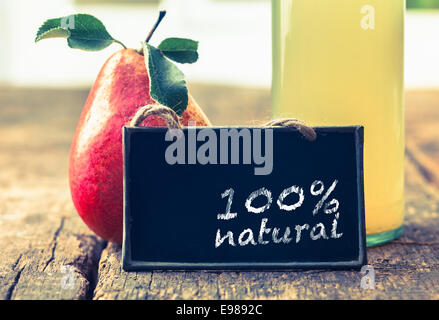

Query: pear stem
146 10 167 43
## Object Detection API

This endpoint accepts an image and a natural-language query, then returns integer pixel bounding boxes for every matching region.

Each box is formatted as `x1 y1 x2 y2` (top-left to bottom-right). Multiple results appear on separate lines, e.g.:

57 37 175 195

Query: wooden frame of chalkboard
122 126 366 271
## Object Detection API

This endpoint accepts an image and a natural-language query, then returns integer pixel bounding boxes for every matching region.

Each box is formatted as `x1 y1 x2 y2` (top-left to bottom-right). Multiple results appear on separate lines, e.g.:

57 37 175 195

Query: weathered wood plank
89 87 439 300
406 90 439 188
92 157 439 300
1 87 439 300
91 88 439 300
0 88 106 300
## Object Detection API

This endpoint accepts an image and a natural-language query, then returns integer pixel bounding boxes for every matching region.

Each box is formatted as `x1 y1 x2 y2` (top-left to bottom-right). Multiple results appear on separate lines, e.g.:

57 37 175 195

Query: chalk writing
215 180 343 248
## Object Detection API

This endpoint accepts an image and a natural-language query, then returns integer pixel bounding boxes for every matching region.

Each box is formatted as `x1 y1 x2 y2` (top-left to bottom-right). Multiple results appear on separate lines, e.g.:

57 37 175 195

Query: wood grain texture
92 159 439 300
0 88 106 300
406 91 439 189
0 86 438 300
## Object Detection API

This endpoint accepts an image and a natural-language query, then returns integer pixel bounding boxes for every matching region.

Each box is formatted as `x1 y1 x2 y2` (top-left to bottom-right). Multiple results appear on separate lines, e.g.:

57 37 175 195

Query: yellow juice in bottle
272 0 405 245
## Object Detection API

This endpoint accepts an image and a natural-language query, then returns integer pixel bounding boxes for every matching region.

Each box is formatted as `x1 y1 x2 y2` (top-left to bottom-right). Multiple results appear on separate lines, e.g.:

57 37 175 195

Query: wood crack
406 143 439 191
86 240 107 300
144 272 154 300
11 254 22 270
391 240 439 246
5 267 24 300
42 217 65 272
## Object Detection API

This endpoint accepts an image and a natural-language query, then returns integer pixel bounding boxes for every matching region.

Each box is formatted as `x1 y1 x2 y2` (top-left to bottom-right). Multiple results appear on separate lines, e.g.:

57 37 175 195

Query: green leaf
158 38 199 64
35 14 126 51
144 42 188 116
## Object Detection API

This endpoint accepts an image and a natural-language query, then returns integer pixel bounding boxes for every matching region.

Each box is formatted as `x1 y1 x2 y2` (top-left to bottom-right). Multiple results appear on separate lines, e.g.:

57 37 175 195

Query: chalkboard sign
122 126 366 271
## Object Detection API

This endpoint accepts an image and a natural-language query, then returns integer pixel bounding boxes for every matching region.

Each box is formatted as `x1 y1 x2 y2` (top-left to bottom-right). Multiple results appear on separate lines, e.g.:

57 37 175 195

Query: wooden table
0 85 438 300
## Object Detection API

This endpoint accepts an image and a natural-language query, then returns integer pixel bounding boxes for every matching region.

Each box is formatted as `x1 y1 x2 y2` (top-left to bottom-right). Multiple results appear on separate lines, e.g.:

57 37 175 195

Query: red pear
69 49 211 243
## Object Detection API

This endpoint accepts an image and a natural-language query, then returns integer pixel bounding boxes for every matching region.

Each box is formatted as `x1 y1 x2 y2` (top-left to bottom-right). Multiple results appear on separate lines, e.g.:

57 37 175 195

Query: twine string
130 105 182 129
262 118 317 141
130 105 316 141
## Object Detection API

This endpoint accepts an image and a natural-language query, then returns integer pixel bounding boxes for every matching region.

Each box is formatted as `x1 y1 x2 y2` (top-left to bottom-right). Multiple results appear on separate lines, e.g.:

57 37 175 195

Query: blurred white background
0 0 438 89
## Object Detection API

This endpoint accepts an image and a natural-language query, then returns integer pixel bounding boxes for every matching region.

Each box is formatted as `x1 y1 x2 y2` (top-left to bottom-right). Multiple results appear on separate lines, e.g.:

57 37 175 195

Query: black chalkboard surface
122 126 366 271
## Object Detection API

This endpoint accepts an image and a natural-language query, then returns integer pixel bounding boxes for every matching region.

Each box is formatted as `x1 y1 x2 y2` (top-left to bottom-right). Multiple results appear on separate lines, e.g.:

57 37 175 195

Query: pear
35 12 211 243
69 48 210 243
